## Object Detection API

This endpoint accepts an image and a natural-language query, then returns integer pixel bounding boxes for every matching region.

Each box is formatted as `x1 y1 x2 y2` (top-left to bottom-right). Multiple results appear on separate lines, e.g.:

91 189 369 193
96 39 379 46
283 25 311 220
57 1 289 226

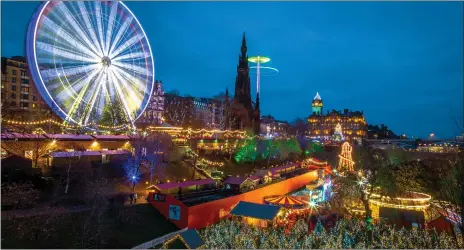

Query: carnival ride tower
248 54 278 135
338 142 354 173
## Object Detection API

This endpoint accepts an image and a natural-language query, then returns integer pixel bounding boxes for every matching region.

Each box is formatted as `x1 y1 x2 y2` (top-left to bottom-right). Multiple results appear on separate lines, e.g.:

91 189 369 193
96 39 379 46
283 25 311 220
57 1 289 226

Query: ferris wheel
26 1 154 128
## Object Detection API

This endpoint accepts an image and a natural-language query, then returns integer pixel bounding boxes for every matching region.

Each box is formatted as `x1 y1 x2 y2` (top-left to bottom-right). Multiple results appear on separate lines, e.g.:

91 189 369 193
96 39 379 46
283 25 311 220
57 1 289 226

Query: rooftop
178 229 205 249
155 178 216 190
230 201 281 220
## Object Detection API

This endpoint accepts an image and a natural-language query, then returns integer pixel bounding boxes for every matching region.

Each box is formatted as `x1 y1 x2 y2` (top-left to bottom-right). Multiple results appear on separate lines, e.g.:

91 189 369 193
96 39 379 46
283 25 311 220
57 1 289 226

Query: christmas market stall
223 176 256 193
229 201 282 228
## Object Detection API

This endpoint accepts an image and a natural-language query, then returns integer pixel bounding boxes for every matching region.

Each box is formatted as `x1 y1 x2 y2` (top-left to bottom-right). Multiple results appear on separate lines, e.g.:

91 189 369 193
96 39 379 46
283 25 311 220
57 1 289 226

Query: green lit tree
283 137 302 158
262 139 280 167
234 138 258 163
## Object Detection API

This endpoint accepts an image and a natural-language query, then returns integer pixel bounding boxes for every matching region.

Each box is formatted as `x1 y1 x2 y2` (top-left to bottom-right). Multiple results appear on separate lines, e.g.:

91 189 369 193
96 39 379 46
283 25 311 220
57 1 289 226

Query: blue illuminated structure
26 1 155 129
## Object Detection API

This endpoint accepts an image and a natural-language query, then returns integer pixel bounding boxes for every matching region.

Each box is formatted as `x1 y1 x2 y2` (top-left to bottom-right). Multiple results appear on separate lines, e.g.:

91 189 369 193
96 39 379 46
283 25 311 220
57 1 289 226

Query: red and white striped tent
263 195 307 209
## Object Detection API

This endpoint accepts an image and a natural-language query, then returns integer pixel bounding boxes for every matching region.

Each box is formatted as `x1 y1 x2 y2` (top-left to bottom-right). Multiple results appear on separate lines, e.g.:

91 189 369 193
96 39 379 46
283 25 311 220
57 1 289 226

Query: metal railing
132 227 188 249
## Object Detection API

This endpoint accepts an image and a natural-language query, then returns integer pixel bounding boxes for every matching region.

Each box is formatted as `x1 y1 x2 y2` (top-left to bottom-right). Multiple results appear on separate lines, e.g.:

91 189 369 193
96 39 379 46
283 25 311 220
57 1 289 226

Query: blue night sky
2 1 463 139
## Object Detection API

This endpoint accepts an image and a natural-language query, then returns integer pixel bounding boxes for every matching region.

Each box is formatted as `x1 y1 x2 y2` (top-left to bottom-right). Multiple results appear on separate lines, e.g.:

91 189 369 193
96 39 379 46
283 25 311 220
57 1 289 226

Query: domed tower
312 92 323 115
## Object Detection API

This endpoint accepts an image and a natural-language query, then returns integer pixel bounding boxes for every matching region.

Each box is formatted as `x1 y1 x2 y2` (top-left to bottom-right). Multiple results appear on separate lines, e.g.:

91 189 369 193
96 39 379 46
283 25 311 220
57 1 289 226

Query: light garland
3 118 130 130
365 191 432 202
303 158 329 166
186 148 225 167
369 199 430 210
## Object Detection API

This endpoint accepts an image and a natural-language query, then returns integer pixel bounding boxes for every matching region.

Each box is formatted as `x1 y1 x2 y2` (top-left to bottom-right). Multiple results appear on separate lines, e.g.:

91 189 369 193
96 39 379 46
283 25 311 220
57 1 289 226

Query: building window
11 93 16 99
21 102 28 108
10 101 16 106
21 79 29 85
12 69 17 75
21 94 29 100
20 71 26 77
32 103 36 108
12 78 16 83
21 87 29 92
33 95 37 101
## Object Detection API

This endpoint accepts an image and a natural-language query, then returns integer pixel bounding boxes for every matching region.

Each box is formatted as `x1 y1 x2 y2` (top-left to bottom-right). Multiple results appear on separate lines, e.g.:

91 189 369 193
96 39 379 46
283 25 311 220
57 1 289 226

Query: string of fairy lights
2 118 250 139
3 118 129 130
185 148 225 167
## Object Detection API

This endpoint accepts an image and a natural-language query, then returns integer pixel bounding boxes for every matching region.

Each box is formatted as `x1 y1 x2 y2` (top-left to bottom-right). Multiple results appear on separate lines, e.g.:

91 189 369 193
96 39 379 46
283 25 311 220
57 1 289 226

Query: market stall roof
178 229 205 249
154 179 215 191
44 134 93 140
253 169 271 177
230 201 281 220
269 163 299 175
50 150 130 158
223 176 247 185
91 134 130 140
263 195 306 209
1 133 46 140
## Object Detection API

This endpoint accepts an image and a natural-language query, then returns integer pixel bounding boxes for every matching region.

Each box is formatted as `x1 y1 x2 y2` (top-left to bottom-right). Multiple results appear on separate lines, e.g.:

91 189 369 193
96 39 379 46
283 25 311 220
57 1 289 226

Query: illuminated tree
234 138 258 163
200 218 459 249
99 99 130 130
262 139 280 167
332 123 344 141
143 133 172 185
283 137 302 158
124 133 172 190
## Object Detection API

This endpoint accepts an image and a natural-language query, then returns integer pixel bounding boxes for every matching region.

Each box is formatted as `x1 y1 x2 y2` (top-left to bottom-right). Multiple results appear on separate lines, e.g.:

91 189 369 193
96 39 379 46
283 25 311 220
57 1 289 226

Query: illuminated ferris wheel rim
26 1 155 128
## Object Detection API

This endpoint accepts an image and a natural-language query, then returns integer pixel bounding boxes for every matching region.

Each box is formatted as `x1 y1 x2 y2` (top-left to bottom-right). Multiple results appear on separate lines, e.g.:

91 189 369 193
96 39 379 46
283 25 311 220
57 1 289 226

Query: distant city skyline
1 1 463 138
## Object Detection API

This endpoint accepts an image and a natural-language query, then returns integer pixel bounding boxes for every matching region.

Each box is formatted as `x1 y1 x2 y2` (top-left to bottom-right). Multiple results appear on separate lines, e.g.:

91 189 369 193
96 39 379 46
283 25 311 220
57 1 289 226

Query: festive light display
3 118 129 130
366 190 432 211
186 148 225 167
200 218 460 249
303 158 329 166
27 1 154 129
338 142 354 172
332 123 345 141
3 118 248 139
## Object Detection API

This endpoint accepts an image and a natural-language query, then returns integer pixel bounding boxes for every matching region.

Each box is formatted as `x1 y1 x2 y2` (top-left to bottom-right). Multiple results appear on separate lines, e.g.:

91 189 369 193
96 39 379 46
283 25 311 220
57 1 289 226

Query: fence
132 227 188 249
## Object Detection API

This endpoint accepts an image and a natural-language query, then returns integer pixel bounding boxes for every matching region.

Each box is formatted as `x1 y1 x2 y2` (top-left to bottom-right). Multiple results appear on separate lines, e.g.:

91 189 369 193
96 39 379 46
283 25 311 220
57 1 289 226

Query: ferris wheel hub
101 56 112 68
